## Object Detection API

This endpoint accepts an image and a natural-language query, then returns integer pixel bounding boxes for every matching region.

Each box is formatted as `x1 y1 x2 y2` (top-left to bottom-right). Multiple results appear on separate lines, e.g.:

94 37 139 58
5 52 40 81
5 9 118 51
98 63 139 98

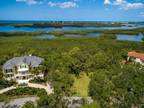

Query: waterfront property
3 55 44 84
128 52 144 65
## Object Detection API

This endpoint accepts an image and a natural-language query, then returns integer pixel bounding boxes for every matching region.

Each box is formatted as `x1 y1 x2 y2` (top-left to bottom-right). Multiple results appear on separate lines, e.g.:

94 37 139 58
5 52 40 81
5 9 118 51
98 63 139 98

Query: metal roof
3 56 44 70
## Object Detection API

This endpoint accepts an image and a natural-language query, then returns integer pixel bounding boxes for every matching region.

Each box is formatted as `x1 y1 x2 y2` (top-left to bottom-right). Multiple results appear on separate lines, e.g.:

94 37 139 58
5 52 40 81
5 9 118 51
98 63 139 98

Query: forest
0 34 144 108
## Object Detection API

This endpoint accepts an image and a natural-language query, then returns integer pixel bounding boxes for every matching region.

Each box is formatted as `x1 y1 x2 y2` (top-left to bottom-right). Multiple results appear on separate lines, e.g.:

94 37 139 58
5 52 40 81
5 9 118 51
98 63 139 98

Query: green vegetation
80 102 100 108
0 31 46 37
0 27 143 37
72 73 90 97
100 34 116 40
0 79 16 90
22 101 36 108
142 36 144 41
48 27 144 36
37 94 68 108
0 22 122 28
29 78 46 84
46 69 74 96
0 34 144 107
89 64 144 108
0 87 47 102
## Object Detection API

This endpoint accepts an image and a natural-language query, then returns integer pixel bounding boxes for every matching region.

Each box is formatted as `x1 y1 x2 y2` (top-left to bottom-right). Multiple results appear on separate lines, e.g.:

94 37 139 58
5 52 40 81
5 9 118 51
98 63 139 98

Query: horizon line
0 20 144 22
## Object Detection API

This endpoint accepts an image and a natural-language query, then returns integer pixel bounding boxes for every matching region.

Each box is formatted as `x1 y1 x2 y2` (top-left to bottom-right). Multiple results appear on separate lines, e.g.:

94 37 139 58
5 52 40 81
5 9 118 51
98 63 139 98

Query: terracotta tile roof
128 51 144 60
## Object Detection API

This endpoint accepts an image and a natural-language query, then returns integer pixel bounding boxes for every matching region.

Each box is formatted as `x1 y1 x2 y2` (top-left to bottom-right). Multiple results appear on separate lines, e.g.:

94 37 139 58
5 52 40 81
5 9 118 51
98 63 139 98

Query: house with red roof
128 51 144 65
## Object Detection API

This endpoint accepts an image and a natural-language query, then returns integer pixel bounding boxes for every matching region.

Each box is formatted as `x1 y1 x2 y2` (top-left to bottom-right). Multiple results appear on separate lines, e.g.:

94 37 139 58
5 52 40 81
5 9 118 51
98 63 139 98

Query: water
86 33 102 37
64 34 83 37
34 34 56 39
34 33 144 42
0 21 144 32
0 26 63 32
116 33 144 42
64 33 102 37
0 25 143 32
34 33 102 39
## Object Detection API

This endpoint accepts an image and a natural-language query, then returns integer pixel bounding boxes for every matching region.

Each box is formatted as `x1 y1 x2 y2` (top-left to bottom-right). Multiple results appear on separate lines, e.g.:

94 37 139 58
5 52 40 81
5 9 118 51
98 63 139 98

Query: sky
0 0 144 21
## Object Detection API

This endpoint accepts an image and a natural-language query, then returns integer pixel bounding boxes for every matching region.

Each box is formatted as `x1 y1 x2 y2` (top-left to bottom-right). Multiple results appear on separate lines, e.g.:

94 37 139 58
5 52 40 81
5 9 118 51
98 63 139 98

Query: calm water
35 33 102 39
64 34 83 37
0 25 143 32
0 20 144 32
34 34 56 39
34 33 144 42
86 33 102 37
64 33 102 37
116 33 144 42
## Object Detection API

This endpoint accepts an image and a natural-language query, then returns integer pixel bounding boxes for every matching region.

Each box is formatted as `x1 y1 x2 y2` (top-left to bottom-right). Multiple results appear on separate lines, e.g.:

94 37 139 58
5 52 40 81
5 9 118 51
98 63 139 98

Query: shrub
22 101 36 108
3 87 47 97
29 78 46 84
0 79 16 90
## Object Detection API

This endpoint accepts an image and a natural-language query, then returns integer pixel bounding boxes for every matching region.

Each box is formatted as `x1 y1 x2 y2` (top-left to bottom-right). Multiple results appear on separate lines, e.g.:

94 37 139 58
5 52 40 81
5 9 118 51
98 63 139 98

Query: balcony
18 71 29 76
17 68 28 72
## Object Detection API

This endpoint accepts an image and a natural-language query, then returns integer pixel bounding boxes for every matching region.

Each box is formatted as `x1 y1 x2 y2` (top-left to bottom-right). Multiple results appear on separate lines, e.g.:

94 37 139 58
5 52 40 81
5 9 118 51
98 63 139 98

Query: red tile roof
128 52 144 60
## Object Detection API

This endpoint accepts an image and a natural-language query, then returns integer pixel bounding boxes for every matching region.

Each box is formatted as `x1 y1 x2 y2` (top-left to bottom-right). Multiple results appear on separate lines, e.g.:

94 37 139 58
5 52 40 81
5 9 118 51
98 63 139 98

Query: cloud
16 0 144 10
48 1 78 8
16 0 42 5
104 0 111 5
114 0 126 5
104 0 144 10
48 1 57 7
16 0 78 8
123 3 144 10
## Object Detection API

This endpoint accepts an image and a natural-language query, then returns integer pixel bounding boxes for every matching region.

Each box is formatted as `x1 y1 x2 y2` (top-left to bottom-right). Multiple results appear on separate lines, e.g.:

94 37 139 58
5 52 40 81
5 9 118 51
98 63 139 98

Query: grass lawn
72 73 91 97
81 102 100 108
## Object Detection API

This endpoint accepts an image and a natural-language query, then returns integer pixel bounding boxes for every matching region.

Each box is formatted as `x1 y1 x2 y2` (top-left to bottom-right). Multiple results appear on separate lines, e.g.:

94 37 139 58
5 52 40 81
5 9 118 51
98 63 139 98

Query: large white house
3 55 44 84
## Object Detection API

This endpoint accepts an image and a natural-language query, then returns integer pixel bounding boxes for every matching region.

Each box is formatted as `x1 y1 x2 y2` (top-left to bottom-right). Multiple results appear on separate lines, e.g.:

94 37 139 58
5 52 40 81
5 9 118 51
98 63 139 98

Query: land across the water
0 27 144 42
0 21 144 32
0 21 123 27
0 27 144 36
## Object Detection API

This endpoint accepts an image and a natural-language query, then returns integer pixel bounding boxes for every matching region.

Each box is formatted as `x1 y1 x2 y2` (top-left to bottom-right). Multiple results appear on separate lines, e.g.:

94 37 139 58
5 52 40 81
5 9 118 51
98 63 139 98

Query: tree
111 64 144 108
142 37 144 41
37 94 68 108
0 69 3 79
68 49 92 76
0 79 16 90
93 52 108 69
89 69 114 107
46 69 74 96
89 64 144 108
22 101 36 108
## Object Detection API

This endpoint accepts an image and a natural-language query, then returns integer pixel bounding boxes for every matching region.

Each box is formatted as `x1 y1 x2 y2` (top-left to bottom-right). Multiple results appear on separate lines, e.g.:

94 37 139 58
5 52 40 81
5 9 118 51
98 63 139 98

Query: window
5 74 14 78
20 64 27 69
5 69 13 73
19 71 28 75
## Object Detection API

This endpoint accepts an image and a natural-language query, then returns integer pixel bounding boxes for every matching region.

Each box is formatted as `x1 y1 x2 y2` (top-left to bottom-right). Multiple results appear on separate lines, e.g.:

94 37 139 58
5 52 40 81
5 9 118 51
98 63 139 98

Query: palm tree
14 65 18 74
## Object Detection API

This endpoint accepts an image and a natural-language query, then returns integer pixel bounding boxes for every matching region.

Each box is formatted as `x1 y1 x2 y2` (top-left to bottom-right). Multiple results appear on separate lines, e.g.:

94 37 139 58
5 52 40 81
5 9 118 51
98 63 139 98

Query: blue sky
0 0 144 21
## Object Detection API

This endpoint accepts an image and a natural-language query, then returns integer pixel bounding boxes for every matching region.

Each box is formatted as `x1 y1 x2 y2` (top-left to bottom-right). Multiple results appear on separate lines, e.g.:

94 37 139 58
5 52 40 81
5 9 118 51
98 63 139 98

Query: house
127 51 144 65
3 55 44 84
